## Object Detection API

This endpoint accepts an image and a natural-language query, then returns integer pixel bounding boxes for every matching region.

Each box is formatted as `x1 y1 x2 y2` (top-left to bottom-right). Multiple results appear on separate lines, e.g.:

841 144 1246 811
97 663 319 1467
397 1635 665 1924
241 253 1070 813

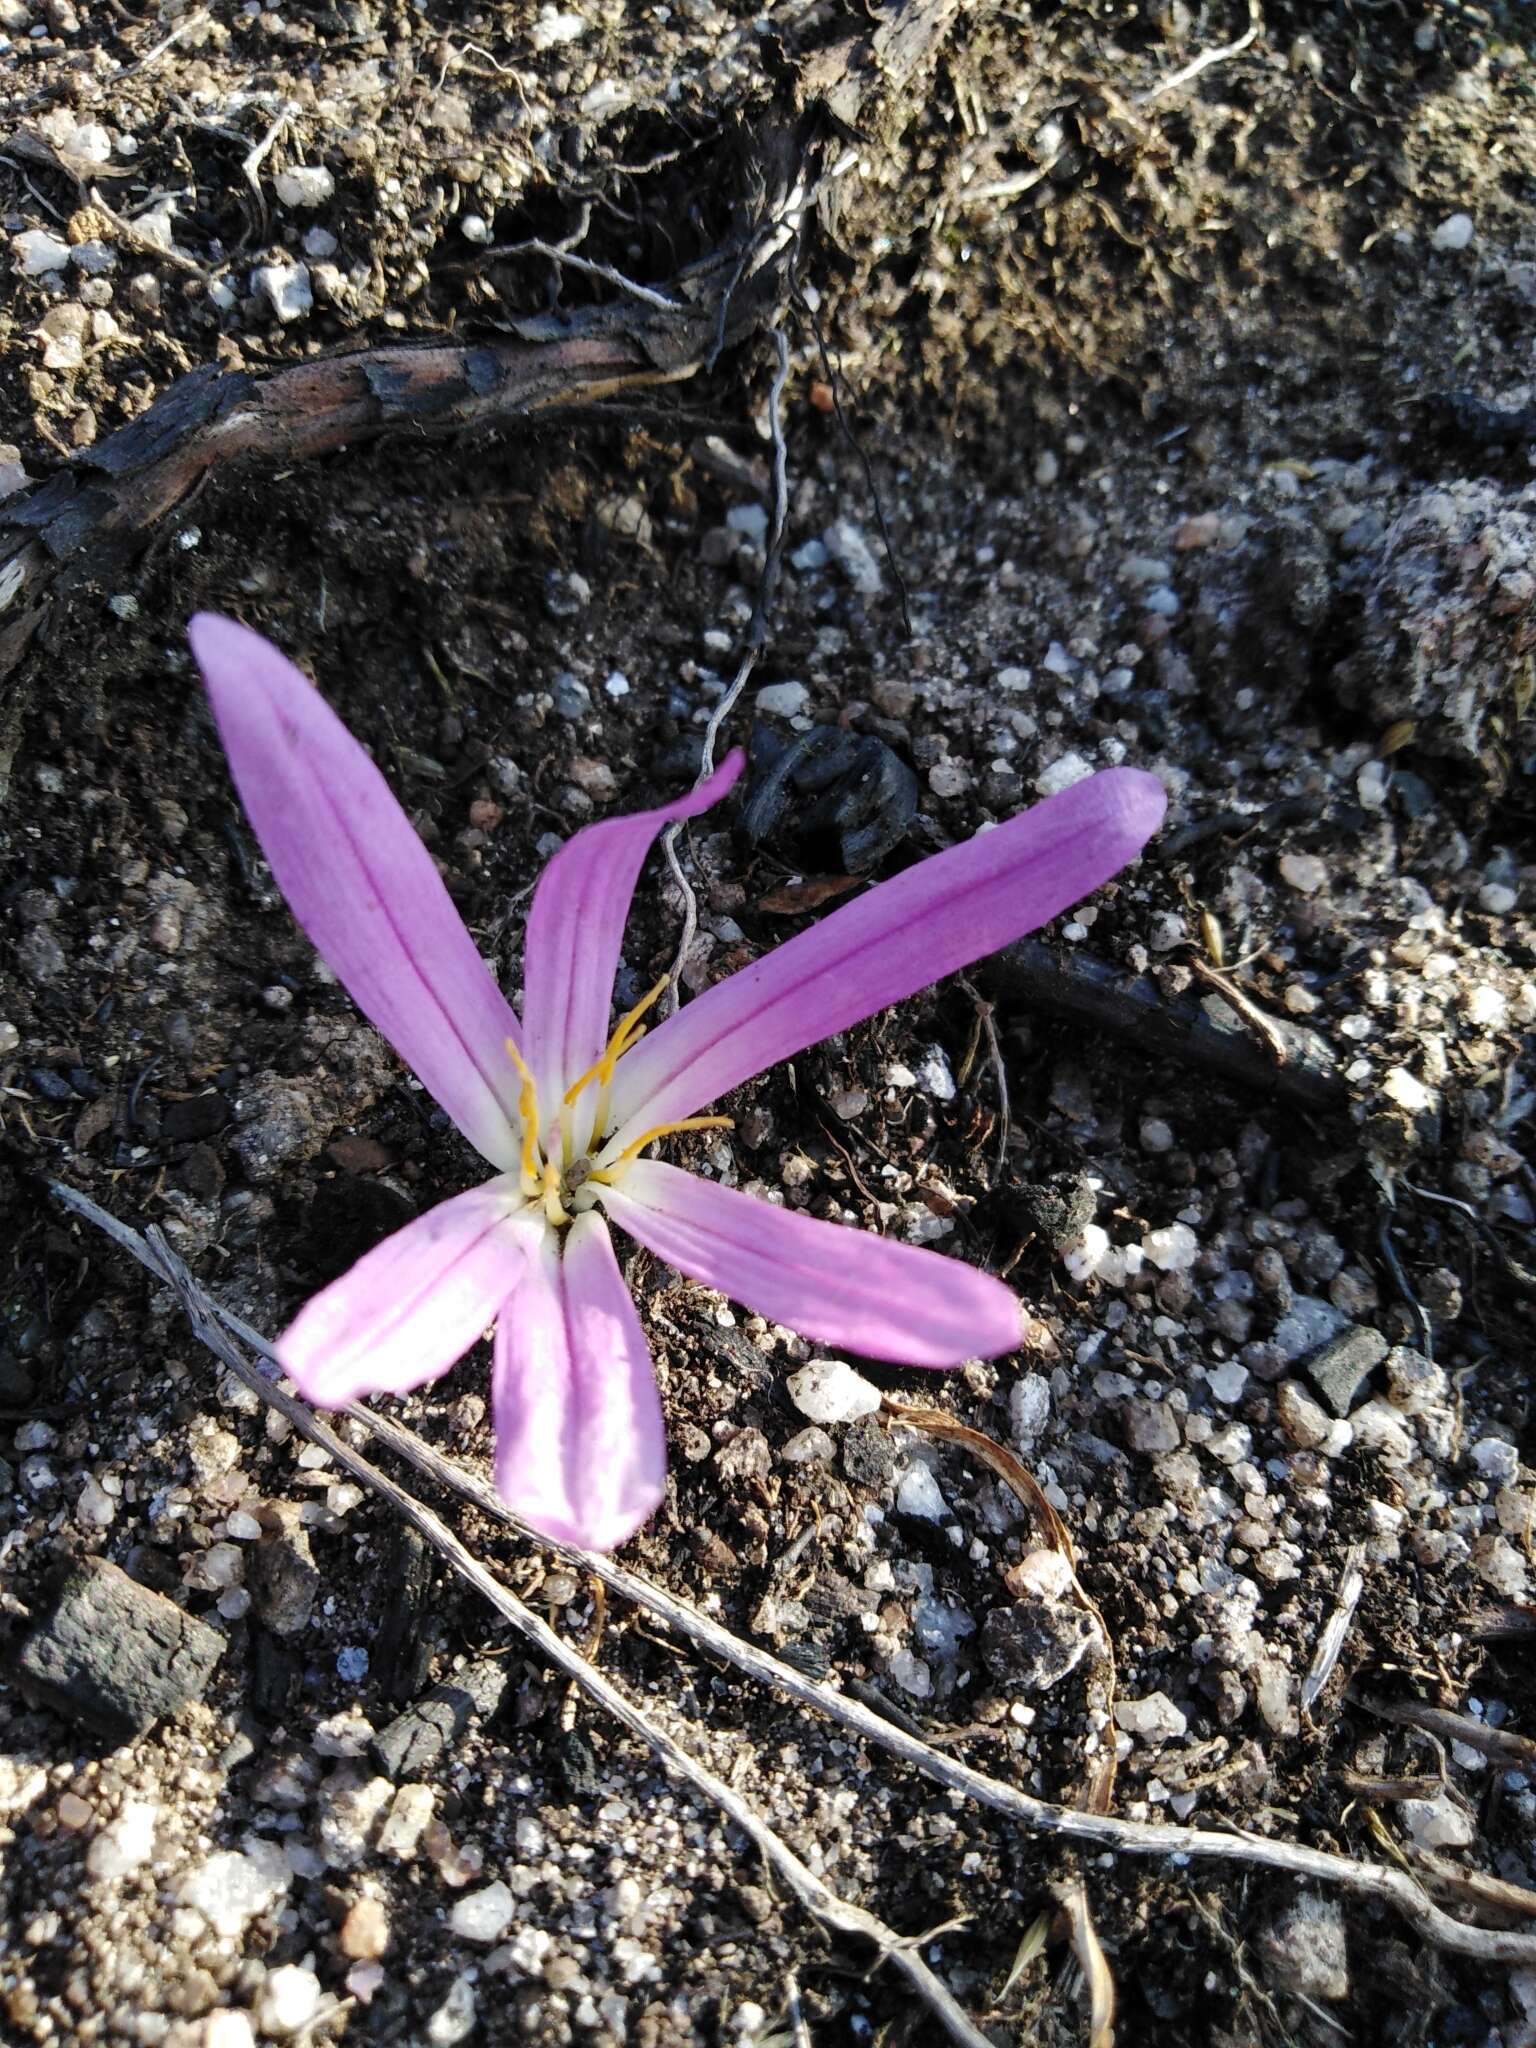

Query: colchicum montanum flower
190 613 1166 1550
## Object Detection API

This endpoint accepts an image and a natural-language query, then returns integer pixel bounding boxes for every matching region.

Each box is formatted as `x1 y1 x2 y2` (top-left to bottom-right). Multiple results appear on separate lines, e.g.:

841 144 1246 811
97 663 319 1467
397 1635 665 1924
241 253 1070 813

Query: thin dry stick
1136 0 1262 105
57 1198 990 2048
661 322 792 1014
51 1183 1536 1970
1362 1698 1536 1769
1301 1547 1365 1714
480 240 685 314
956 976 1010 1189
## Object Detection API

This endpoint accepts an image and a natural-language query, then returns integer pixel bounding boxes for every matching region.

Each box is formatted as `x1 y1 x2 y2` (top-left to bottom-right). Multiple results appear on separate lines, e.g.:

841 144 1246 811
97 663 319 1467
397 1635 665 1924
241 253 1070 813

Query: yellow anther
506 1037 544 1192
590 1115 734 1183
562 976 672 1107
540 1156 570 1228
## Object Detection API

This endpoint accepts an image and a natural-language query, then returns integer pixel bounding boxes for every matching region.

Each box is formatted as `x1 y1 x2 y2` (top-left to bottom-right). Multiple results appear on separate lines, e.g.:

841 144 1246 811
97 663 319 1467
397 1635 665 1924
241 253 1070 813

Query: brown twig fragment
1361 1698 1536 1769
988 939 1344 1112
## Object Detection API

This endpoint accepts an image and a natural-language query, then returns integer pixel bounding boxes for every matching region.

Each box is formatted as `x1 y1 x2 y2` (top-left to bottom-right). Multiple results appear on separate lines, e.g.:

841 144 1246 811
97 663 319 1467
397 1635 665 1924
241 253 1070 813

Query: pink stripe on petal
520 752 744 1125
190 613 525 1169
277 1177 540 1407
596 1159 1026 1365
606 767 1165 1141
490 1212 666 1551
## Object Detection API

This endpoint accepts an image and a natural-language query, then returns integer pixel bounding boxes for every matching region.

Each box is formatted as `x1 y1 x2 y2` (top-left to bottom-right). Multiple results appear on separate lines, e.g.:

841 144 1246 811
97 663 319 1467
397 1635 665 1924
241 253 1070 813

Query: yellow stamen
562 976 672 1107
590 1115 734 1183
505 1037 543 1192
540 1156 570 1227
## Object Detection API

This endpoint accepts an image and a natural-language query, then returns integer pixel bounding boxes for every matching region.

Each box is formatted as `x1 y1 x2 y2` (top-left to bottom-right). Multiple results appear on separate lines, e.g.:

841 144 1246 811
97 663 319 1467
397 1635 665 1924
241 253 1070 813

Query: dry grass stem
49 1184 1536 1972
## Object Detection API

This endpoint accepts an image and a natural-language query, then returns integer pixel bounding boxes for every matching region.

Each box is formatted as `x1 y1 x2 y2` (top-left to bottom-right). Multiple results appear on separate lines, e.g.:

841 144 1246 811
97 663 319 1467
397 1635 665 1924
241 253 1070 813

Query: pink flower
190 613 1166 1550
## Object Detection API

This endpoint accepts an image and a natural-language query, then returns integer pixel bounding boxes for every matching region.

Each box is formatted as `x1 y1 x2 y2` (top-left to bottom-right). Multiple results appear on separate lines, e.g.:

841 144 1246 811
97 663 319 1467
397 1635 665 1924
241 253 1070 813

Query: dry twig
48 1183 1536 1970
661 322 792 1013
50 1185 989 2048
1136 0 1262 106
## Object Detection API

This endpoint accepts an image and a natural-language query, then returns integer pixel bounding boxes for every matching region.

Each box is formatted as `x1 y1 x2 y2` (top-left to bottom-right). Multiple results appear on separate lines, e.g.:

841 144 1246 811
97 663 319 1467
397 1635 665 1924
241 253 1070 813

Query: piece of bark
11 1555 224 1740
370 1658 510 1779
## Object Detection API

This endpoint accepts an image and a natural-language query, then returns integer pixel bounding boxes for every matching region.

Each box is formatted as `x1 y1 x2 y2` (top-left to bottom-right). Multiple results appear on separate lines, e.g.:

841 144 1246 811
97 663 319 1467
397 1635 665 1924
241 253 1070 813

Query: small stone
840 1417 898 1489
250 260 313 323
231 1080 317 1183
315 1769 394 1870
914 1046 957 1101
1470 1437 1520 1485
426 1973 478 2047
1207 1361 1248 1405
15 1557 223 1740
274 165 335 208
894 1460 947 1521
913 1595 975 1659
1113 1691 1188 1743
340 1896 391 1961
823 517 884 596
1124 1400 1181 1455
256 1966 321 2038
755 680 809 718
786 1359 882 1426
180 1841 290 1938
531 10 588 49
1382 1066 1434 1115
1304 1325 1387 1416
887 1649 931 1697
1260 1895 1349 2003
1272 1295 1349 1363
1431 212 1474 252
1034 751 1094 796
247 1504 320 1635
980 1597 1099 1691
1279 852 1327 895
779 1426 835 1465
451 1880 516 1943
727 502 769 545
1276 1380 1336 1451
1015 1170 1096 1250
85 1798 158 1882
928 758 971 798
1142 1222 1198 1273
1400 1794 1475 1850
1009 1373 1051 1446
1254 1657 1297 1735
203 2013 257 2048
377 1783 435 1861
14 229 71 275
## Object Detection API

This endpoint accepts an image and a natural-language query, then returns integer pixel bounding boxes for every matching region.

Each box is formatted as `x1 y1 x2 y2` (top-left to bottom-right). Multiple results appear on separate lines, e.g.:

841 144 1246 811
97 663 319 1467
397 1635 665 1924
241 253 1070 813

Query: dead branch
0 0 963 733
49 1182 1536 1969
987 938 1346 1113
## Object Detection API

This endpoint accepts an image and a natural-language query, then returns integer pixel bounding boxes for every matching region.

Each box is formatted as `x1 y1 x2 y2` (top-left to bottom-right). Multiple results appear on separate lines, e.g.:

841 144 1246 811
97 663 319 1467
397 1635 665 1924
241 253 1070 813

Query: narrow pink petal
520 752 745 1124
606 767 1165 1141
277 1177 541 1407
490 1212 665 1551
595 1159 1025 1365
190 613 525 1170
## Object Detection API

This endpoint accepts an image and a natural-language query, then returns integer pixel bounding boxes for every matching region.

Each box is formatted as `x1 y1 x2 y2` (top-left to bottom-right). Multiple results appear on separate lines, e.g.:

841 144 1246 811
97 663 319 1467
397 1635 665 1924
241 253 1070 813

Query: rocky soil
2 2 1535 2045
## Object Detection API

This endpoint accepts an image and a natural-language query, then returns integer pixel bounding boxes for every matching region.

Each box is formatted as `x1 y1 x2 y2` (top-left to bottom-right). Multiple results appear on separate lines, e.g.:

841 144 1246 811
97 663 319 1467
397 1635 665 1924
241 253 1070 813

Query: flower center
504 978 731 1229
